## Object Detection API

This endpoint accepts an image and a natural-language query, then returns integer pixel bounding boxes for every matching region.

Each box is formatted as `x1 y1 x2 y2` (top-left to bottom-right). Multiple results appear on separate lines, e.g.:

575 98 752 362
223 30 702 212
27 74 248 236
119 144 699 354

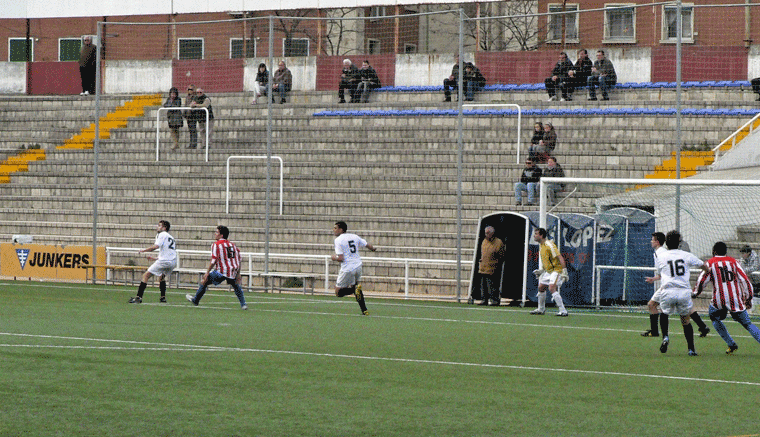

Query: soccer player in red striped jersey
695 241 760 354
186 226 247 309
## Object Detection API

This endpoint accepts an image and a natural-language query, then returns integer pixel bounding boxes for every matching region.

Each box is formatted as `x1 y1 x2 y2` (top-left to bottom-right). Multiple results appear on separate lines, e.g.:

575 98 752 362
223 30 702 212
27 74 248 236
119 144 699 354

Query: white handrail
105 246 471 300
155 106 209 162
462 103 522 163
226 155 283 215
713 112 760 162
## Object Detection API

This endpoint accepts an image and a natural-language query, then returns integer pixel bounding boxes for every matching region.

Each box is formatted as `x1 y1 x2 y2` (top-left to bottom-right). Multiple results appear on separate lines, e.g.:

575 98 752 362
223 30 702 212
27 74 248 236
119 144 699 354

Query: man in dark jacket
443 55 485 102
78 36 97 96
587 50 617 101
514 158 543 206
567 49 593 99
543 156 566 205
545 52 574 101
357 60 381 103
339 59 361 103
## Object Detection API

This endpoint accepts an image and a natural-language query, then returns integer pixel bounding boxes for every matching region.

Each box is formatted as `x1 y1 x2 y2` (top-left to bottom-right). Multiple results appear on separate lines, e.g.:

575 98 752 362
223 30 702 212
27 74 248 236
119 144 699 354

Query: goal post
536 176 760 310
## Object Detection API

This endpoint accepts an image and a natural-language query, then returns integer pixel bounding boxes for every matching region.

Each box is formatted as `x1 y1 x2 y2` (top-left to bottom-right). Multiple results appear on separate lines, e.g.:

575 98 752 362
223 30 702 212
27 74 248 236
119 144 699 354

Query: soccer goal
534 176 760 309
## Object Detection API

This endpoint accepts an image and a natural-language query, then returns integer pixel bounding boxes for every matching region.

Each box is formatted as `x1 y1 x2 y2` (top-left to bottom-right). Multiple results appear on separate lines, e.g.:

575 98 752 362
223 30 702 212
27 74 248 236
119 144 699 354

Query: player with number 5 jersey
332 221 376 315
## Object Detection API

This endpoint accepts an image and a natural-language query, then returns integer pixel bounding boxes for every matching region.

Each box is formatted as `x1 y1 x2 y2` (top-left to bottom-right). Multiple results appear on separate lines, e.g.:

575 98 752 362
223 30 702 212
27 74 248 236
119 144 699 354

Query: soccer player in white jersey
186 226 247 309
654 230 709 356
645 232 711 339
643 232 669 337
694 241 760 354
332 221 376 315
129 220 177 304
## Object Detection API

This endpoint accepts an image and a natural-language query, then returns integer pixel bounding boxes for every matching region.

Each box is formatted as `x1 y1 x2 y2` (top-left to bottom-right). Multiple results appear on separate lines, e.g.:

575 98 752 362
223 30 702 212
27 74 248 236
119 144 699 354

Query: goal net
536 176 760 311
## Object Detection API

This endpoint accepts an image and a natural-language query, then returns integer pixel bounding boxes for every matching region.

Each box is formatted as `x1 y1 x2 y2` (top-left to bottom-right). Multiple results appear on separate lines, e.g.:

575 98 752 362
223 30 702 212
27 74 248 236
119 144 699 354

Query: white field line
1 332 759 387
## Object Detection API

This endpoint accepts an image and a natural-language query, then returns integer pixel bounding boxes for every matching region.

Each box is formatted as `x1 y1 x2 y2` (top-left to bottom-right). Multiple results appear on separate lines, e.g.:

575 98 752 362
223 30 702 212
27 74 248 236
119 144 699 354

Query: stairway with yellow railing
58 94 163 149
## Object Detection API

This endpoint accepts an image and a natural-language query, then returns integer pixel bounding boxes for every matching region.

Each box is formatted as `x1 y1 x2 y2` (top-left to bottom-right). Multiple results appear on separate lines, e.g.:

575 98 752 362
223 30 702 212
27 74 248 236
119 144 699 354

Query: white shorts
539 271 565 287
336 266 362 288
658 287 693 316
650 286 665 311
148 259 177 277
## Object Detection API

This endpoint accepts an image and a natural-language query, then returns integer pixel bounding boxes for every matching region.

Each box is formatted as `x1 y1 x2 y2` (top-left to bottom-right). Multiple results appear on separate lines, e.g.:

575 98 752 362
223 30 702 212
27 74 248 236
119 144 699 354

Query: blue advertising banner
558 214 595 305
594 208 655 303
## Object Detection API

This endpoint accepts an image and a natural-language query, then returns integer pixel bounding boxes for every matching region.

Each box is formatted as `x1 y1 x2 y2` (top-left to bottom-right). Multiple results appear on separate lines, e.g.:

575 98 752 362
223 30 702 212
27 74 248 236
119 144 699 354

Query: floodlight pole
675 0 683 231
455 9 465 302
92 23 103 282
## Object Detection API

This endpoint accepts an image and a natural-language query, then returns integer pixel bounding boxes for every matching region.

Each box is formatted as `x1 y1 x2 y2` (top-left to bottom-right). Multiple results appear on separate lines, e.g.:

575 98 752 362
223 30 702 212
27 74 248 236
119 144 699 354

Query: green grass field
1 280 759 437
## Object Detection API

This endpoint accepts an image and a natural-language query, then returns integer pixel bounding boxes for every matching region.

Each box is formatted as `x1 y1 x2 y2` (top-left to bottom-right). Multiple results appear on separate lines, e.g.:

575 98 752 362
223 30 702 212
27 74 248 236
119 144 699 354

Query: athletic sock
552 291 567 313
691 312 707 330
232 284 246 307
659 313 669 337
159 281 166 297
684 323 695 352
537 291 546 312
354 291 368 313
649 314 659 335
137 282 147 298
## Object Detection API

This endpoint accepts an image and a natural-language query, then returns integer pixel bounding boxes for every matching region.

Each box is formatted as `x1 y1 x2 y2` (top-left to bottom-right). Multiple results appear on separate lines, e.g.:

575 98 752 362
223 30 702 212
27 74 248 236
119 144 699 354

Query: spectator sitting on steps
514 158 543 206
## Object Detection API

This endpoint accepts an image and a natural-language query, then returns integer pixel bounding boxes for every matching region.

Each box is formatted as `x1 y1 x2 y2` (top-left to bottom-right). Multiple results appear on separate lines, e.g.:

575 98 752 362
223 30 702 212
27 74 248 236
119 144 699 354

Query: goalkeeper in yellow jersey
529 227 569 316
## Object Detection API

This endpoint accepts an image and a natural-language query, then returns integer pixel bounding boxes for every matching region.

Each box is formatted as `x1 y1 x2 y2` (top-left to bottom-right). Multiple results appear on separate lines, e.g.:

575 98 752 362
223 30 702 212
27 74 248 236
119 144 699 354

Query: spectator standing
545 51 574 101
587 50 617 101
251 63 269 104
653 230 708 356
338 59 361 103
163 87 183 150
191 88 214 150
568 49 593 98
128 220 176 304
186 226 248 310
272 61 292 104
477 226 506 306
543 156 566 206
695 241 760 354
356 60 381 103
530 227 569 316
184 84 198 149
78 36 97 96
514 158 542 206
331 221 376 315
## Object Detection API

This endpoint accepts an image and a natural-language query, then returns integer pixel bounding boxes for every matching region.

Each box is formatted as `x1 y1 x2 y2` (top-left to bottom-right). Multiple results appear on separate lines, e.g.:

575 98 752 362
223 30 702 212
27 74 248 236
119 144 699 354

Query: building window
548 4 579 43
369 6 387 22
604 4 636 43
283 38 309 57
662 4 693 43
9 38 33 62
367 39 380 55
59 38 81 62
404 43 417 54
178 38 204 60
230 38 256 58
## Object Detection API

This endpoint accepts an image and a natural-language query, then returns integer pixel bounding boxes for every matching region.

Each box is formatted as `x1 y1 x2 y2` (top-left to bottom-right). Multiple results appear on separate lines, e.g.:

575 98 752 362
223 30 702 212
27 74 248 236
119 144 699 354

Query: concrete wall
104 60 172 94
0 63 26 93
8 47 760 95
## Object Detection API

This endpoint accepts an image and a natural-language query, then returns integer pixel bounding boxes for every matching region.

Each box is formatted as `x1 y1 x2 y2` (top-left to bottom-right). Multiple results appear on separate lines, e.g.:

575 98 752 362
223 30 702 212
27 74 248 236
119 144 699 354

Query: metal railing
713 112 760 162
104 246 471 300
155 107 209 162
